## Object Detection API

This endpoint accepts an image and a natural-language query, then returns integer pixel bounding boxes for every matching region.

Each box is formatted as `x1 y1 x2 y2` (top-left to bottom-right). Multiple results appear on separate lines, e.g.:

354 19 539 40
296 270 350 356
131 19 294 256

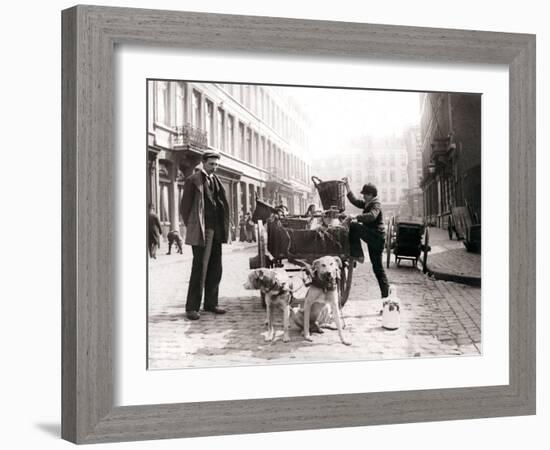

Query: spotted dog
302 256 351 346
243 268 295 343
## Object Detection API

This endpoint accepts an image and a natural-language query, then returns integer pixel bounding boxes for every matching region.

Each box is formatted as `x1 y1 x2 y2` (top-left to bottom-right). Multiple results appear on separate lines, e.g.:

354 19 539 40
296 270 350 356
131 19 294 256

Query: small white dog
302 256 351 346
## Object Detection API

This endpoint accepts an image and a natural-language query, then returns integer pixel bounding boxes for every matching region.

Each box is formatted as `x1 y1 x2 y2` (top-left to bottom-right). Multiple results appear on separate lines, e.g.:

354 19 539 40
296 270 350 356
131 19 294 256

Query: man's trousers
185 229 223 312
349 222 390 298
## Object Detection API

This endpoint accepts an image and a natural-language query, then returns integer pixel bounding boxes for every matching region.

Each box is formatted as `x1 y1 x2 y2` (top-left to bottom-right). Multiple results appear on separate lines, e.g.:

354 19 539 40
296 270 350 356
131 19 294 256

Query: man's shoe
352 256 365 264
186 311 200 320
203 306 226 315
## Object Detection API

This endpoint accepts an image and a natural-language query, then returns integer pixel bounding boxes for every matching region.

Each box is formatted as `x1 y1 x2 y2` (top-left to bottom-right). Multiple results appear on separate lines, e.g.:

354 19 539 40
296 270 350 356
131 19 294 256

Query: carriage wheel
385 219 392 268
339 258 354 308
422 227 430 274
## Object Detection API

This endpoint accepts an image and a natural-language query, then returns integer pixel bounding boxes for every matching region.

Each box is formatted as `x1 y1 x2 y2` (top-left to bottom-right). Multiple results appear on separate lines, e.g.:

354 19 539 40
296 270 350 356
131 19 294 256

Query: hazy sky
284 86 422 158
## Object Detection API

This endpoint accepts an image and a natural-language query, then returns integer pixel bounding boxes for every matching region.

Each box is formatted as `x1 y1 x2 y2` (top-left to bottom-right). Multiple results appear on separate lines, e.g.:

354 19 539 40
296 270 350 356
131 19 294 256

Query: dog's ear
311 259 320 274
302 262 313 278
336 257 342 269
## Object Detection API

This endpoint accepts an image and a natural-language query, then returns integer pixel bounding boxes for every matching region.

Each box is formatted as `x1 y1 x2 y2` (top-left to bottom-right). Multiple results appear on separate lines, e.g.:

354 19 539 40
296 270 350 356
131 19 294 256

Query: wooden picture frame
62 5 536 444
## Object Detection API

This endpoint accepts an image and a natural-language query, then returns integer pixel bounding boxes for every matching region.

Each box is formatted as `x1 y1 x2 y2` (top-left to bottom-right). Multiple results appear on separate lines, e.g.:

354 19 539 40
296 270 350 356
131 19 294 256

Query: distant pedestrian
305 203 317 216
180 150 230 321
343 178 391 300
148 204 162 259
238 214 247 242
245 212 256 242
229 220 236 243
275 204 288 218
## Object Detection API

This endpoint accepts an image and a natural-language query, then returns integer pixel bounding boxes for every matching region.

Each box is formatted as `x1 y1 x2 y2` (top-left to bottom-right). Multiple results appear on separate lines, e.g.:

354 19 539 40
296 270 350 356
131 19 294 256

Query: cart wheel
422 227 430 274
339 258 354 308
385 219 392 268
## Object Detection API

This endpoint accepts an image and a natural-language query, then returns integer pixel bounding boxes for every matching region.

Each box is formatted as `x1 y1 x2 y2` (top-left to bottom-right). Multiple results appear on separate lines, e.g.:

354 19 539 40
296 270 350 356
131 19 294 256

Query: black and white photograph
147 80 482 369
3 0 544 448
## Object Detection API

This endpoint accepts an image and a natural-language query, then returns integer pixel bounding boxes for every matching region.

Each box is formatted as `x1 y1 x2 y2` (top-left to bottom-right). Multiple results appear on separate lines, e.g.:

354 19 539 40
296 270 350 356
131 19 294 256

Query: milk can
381 286 400 330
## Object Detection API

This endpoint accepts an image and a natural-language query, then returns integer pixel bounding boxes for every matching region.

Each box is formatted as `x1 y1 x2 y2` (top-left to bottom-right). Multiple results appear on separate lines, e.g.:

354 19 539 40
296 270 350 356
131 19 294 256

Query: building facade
147 80 315 237
403 125 424 218
419 93 481 228
312 135 409 219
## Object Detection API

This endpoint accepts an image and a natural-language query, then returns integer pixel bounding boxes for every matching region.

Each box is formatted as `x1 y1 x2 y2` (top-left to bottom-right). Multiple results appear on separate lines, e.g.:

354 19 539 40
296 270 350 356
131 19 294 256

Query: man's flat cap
202 150 221 161
360 183 378 196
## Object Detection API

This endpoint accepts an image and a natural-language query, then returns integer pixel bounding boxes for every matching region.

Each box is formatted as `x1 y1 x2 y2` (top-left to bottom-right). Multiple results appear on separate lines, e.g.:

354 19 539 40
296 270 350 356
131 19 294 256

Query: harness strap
310 276 338 292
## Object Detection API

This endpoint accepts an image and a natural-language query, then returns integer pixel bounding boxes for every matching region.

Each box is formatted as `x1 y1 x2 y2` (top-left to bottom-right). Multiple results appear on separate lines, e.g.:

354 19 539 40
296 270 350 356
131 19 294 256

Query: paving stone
148 241 481 369
426 227 481 281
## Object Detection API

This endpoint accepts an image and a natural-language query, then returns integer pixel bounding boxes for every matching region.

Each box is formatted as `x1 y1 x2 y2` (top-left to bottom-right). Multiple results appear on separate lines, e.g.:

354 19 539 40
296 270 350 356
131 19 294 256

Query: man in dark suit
180 151 230 320
148 204 162 259
344 178 390 299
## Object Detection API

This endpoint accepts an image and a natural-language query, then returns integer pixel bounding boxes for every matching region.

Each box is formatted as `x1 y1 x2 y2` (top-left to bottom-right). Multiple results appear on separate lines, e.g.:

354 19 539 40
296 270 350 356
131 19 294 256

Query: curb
426 266 481 287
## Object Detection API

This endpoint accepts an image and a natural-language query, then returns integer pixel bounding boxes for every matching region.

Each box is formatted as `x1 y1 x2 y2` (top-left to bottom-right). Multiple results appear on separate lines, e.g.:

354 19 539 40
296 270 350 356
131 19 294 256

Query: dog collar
261 278 288 296
311 276 338 292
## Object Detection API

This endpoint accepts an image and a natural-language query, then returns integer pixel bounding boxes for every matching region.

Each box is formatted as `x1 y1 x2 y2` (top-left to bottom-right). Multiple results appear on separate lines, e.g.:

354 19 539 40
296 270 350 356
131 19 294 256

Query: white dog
303 256 351 346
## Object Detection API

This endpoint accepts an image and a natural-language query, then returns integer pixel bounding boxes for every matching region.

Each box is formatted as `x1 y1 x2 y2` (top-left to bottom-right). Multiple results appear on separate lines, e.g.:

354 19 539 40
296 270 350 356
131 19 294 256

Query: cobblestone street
148 239 481 369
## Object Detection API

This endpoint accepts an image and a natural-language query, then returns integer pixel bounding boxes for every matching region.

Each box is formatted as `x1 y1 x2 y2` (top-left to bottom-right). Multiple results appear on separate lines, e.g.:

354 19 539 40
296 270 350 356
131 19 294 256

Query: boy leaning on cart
343 178 391 300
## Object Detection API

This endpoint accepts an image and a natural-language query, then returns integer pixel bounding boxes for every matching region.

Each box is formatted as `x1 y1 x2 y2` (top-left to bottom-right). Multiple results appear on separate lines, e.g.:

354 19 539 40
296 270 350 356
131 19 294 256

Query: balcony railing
172 123 208 148
430 136 450 158
430 134 456 159
266 166 285 183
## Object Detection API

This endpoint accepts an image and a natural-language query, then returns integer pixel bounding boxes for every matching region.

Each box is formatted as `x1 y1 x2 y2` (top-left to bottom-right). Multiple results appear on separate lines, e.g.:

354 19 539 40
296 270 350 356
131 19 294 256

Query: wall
2 1 547 450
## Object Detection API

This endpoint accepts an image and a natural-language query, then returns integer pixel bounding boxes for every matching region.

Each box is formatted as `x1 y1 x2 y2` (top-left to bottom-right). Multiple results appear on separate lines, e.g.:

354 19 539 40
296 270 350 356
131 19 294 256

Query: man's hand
342 214 356 226
342 177 351 193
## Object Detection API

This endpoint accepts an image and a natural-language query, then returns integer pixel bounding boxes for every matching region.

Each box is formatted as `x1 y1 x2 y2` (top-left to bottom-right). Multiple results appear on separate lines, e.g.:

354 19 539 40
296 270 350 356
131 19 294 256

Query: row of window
347 170 408 184
380 188 408 203
154 81 310 184
219 84 308 148
419 93 451 155
319 155 407 168
346 185 407 203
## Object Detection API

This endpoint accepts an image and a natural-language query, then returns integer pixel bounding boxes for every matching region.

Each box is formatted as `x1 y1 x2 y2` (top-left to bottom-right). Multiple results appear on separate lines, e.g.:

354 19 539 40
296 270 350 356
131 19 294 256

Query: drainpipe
448 93 453 134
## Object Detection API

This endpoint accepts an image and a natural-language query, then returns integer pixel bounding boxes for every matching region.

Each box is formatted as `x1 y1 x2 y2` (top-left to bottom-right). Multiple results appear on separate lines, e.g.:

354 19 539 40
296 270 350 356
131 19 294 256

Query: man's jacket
347 192 385 235
180 171 230 246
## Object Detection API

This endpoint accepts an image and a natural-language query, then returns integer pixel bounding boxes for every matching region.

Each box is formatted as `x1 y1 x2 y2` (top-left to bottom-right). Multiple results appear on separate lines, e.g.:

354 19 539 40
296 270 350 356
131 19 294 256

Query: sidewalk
425 227 481 286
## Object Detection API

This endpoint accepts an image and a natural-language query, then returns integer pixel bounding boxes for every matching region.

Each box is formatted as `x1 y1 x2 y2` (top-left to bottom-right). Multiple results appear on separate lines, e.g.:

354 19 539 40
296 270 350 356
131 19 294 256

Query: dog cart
385 216 431 272
250 178 354 308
